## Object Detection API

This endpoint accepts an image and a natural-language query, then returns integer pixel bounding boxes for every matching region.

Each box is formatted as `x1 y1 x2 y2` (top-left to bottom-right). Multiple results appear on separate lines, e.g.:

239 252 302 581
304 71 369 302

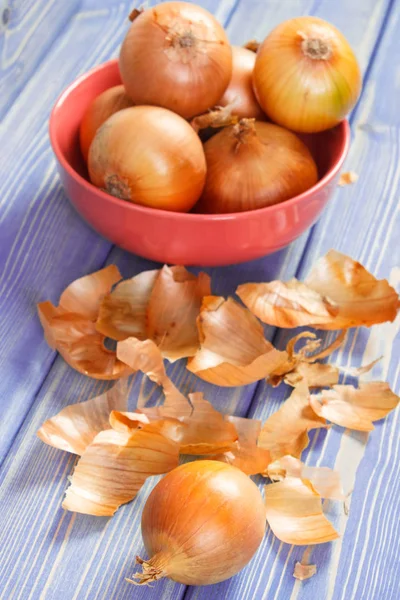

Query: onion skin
219 46 265 120
119 2 232 119
79 85 133 163
88 106 206 212
253 17 361 133
137 461 266 585
197 120 318 214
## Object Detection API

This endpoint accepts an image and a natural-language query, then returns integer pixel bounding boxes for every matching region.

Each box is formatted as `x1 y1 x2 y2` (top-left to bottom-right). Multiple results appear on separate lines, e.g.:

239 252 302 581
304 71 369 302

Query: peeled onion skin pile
119 2 232 119
88 106 206 212
36 252 400 587
132 461 266 586
197 119 318 214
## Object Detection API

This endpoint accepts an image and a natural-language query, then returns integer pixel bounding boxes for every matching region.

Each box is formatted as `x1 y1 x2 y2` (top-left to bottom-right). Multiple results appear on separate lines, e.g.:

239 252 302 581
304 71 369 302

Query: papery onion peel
264 476 339 545
37 266 131 379
97 265 210 361
267 455 345 500
237 250 399 330
258 382 328 460
116 337 237 454
210 416 270 475
310 382 400 431
187 296 288 386
62 419 181 516
338 171 359 186
37 379 129 455
293 561 317 581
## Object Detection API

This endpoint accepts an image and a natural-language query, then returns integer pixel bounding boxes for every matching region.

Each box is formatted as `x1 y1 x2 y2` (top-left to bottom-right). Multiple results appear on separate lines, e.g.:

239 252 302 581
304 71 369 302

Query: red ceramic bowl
49 59 350 266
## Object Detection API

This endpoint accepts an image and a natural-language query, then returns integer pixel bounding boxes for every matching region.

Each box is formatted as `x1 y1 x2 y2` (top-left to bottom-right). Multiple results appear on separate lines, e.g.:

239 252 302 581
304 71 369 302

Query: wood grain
0 0 80 119
0 0 398 599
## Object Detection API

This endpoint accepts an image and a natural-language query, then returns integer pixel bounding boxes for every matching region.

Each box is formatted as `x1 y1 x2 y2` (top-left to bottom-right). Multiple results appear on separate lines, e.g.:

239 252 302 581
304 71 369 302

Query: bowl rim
49 58 351 223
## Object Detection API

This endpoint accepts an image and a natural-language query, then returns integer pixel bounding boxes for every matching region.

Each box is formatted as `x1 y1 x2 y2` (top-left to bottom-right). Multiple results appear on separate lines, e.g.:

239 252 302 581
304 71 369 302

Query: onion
253 17 361 133
88 106 206 212
196 119 318 214
219 46 265 120
130 461 266 585
79 85 133 163
119 2 232 119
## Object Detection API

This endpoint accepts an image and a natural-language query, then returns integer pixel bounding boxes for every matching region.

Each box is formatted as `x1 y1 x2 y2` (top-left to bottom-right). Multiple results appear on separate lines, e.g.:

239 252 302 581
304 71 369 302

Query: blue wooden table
1 1 399 598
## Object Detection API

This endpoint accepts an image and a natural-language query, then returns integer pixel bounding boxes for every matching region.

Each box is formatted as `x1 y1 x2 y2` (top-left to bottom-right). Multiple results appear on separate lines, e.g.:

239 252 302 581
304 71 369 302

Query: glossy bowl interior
49 59 350 266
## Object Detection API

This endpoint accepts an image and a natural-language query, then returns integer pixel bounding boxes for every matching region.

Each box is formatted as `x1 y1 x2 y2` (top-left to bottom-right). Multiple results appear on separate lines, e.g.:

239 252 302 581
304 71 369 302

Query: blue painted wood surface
0 1 399 599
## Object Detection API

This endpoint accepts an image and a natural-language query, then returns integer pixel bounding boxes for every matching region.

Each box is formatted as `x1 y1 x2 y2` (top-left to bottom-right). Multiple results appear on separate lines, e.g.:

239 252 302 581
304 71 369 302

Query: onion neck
301 36 332 60
233 118 257 146
127 553 170 586
129 8 143 22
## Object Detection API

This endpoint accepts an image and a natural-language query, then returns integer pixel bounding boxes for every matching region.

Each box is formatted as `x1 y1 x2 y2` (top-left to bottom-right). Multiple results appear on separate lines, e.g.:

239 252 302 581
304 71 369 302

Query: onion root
127 554 168 586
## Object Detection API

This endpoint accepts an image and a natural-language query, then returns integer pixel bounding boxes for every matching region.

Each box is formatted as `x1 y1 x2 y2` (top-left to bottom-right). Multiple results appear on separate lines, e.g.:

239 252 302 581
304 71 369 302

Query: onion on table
196 119 318 214
253 16 361 132
119 1 232 119
88 105 207 212
79 85 133 163
130 461 266 585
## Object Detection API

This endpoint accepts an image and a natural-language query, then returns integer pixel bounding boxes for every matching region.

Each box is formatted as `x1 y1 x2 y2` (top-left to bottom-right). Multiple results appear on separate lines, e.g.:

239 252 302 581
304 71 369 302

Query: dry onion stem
268 330 347 388
237 250 399 330
190 104 239 134
97 265 210 361
187 296 288 386
37 266 131 379
273 332 382 389
284 362 340 389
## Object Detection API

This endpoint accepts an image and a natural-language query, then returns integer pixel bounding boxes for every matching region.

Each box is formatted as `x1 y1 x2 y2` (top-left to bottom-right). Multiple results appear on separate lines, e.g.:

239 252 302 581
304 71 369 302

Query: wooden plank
0 1 394 600
0 0 80 119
